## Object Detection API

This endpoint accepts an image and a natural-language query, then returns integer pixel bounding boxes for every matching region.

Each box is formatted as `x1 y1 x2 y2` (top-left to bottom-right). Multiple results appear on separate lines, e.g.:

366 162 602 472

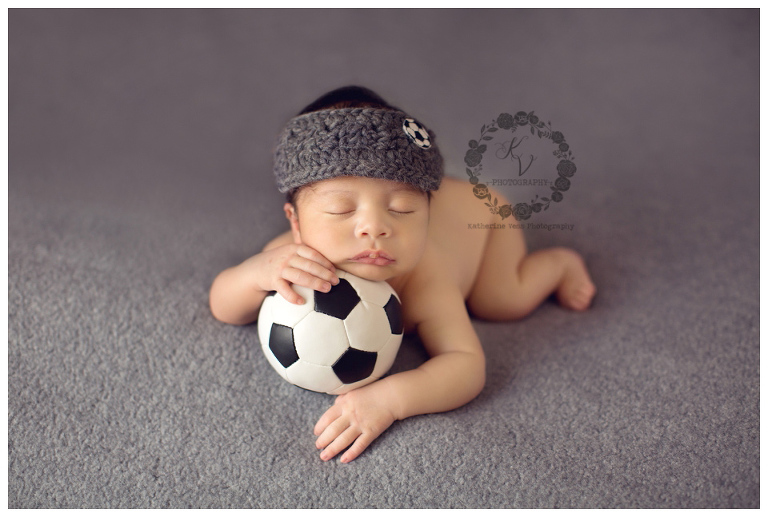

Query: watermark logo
464 111 577 222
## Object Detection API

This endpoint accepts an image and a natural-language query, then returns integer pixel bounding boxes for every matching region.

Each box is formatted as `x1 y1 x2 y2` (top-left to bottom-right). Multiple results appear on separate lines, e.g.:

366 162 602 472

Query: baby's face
287 176 430 282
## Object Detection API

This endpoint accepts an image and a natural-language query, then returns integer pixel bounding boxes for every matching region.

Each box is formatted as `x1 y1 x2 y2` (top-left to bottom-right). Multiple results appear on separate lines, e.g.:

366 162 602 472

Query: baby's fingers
283 267 329 292
275 279 305 305
314 405 341 437
296 245 336 273
339 433 377 464
286 255 339 286
315 414 349 450
319 427 361 462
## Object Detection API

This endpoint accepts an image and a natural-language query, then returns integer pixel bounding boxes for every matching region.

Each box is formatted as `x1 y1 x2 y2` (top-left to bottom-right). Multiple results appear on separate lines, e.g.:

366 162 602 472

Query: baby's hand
258 243 339 305
314 382 398 463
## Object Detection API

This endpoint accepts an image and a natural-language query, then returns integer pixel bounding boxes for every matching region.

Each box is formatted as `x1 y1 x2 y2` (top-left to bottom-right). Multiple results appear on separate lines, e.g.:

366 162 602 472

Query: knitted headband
273 107 443 194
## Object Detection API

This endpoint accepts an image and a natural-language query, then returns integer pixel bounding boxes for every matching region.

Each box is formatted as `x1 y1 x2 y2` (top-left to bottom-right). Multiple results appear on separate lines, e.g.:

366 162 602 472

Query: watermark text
486 178 552 187
467 222 575 231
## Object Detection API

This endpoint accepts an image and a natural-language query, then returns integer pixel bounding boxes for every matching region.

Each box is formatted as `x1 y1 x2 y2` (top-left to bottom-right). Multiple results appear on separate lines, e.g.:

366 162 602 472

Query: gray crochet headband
273 107 443 194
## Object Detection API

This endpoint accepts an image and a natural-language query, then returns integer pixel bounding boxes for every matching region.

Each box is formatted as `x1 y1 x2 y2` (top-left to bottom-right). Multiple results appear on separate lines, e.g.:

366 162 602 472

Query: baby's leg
467 211 595 321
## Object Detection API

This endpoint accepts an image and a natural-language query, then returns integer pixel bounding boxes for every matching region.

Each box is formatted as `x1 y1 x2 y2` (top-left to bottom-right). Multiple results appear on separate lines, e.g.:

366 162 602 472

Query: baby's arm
313 280 485 463
209 232 339 325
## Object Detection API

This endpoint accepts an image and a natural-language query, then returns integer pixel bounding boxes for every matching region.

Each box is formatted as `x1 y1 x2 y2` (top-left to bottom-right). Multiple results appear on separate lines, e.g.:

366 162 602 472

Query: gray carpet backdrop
8 9 759 508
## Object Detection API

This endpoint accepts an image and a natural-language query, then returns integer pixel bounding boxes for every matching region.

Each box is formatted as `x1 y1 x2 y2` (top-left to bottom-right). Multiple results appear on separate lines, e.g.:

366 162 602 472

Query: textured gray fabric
274 107 443 193
8 8 759 508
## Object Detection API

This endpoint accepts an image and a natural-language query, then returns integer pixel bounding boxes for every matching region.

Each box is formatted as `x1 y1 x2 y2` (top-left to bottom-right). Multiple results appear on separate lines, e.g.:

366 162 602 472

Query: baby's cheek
310 239 348 264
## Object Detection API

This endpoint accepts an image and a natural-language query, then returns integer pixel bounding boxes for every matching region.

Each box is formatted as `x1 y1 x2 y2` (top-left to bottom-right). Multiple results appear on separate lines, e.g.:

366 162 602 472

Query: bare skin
209 175 595 463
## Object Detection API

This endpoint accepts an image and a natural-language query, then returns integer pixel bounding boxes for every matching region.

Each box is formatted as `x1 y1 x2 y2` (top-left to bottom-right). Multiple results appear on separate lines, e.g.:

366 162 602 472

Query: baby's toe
573 283 596 310
559 282 596 311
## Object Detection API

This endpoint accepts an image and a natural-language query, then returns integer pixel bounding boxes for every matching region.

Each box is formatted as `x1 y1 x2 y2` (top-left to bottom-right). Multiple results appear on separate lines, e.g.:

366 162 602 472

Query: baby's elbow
209 299 233 325
209 289 231 324
210 303 257 326
209 292 254 326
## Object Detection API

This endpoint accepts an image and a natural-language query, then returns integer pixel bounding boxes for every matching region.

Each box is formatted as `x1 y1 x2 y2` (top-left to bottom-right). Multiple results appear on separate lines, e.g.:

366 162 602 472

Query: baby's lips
350 250 395 261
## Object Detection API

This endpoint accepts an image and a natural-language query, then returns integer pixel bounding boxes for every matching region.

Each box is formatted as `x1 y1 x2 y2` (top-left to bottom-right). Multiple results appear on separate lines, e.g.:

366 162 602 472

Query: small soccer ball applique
257 270 404 395
402 118 431 149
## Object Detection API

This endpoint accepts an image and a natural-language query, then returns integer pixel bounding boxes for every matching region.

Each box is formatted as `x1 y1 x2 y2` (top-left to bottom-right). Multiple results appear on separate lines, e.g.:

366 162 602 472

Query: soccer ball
402 118 432 149
257 270 404 395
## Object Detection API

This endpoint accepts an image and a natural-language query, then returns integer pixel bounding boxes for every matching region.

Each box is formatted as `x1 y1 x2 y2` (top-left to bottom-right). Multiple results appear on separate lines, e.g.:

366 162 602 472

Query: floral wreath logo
464 111 577 221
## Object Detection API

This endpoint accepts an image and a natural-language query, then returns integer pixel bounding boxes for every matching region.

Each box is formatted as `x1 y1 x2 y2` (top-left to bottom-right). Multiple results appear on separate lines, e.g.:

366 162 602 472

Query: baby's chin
336 263 398 284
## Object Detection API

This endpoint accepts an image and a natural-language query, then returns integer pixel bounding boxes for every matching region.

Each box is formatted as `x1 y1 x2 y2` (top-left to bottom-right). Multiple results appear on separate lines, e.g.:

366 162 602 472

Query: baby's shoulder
263 230 293 251
396 245 466 330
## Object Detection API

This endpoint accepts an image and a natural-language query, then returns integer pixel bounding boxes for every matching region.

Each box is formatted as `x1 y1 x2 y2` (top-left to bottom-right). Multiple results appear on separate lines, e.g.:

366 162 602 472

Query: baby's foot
556 251 596 311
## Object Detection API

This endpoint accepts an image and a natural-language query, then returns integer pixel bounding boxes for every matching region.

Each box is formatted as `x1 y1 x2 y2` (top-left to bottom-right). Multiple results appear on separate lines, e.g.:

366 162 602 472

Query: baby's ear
283 202 296 221
283 203 302 243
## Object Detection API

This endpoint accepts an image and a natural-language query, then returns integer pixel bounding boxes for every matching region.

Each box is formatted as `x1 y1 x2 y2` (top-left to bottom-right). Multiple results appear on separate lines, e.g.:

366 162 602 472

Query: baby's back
422 177 498 299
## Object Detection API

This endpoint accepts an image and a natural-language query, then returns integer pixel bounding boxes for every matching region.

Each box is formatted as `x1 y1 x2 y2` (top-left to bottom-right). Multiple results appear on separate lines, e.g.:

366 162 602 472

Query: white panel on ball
286 361 343 394
293 311 351 365
344 302 392 352
347 274 393 307
372 334 403 380
269 287 314 328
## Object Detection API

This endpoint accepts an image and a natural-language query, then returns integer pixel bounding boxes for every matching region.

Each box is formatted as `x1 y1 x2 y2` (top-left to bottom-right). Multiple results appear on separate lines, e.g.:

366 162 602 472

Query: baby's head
273 86 444 281
274 86 443 203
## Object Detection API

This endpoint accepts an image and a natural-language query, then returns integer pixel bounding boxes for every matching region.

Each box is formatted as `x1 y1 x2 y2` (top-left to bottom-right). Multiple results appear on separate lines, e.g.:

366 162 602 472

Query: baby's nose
355 212 391 238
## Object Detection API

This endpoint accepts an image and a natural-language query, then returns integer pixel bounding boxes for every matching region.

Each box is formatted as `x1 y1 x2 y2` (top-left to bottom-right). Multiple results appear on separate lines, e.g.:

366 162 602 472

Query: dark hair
297 85 400 115
287 86 400 205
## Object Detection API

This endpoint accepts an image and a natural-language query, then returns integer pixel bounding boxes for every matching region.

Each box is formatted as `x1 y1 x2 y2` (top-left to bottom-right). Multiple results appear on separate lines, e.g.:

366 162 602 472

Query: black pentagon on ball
269 323 299 368
384 294 403 334
333 348 378 384
314 278 360 320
